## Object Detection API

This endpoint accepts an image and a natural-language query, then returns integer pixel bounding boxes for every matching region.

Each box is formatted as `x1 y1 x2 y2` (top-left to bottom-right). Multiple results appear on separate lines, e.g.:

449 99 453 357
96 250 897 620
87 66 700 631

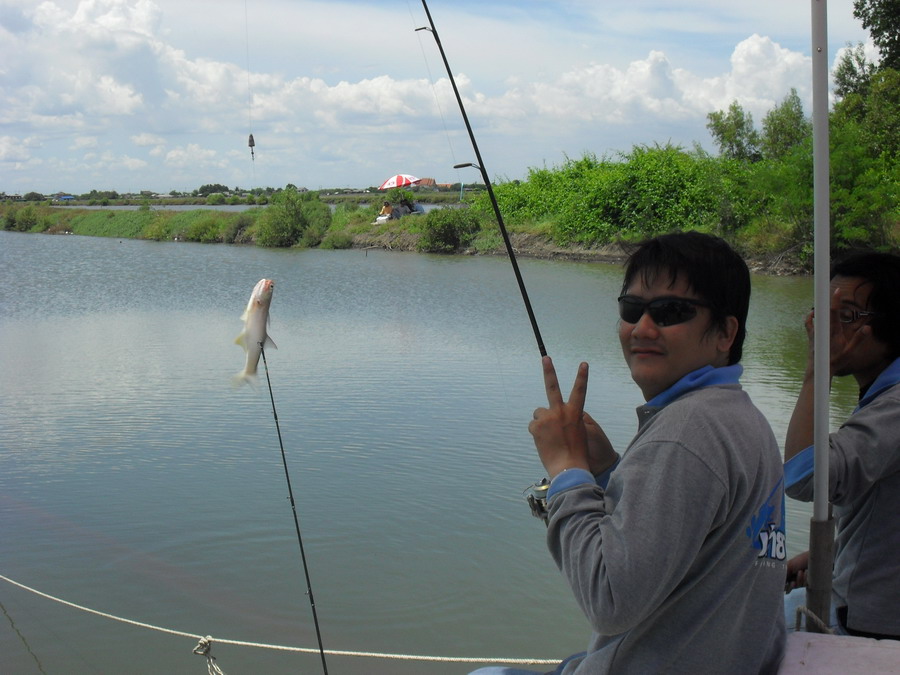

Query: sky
0 0 875 196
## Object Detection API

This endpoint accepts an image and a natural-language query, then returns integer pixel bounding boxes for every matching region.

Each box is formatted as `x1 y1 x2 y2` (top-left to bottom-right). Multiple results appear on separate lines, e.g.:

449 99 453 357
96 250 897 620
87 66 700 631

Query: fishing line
406 0 462 176
243 0 256 178
259 344 328 675
416 0 547 357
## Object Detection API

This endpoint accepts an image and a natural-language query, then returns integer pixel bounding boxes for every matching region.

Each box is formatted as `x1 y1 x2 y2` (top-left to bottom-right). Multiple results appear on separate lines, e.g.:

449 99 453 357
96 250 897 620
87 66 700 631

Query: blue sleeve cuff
547 468 597 499
785 446 815 488
594 457 620 490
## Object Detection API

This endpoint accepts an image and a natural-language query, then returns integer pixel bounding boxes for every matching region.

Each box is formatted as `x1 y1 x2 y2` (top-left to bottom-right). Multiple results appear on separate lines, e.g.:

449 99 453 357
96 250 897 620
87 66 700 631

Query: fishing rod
259 344 328 674
416 0 547 357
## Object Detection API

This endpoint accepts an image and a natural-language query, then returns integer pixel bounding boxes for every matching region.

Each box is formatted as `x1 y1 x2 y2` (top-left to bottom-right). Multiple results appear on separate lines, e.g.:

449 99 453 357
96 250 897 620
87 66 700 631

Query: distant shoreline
2 203 809 276
347 230 808 276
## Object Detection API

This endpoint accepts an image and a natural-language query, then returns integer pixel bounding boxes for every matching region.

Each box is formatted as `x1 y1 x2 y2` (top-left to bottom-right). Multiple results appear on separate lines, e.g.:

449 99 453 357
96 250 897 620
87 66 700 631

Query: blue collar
857 356 900 411
645 364 743 408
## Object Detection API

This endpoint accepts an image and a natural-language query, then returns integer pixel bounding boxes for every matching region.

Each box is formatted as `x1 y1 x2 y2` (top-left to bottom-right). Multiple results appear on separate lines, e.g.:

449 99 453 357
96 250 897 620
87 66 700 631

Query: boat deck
779 632 900 673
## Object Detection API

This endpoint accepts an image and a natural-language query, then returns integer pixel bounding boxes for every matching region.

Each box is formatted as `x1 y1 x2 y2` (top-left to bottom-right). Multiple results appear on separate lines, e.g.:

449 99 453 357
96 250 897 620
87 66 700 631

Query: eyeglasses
838 308 878 324
617 295 710 327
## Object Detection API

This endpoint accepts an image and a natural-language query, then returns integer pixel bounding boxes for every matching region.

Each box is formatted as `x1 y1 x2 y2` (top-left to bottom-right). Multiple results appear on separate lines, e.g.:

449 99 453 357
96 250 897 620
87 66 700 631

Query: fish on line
233 278 276 386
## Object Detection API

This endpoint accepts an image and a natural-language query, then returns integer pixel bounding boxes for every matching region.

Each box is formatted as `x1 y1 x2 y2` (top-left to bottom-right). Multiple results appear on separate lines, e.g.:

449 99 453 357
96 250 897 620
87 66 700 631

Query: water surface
0 231 858 674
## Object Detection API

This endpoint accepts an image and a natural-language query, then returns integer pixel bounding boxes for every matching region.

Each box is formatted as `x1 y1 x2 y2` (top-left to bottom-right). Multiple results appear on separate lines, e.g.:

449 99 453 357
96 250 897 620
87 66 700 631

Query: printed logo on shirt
746 477 786 562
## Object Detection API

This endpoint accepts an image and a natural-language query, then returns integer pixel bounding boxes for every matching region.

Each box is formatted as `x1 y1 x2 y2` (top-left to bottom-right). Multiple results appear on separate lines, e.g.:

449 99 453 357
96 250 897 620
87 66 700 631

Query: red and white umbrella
378 174 421 190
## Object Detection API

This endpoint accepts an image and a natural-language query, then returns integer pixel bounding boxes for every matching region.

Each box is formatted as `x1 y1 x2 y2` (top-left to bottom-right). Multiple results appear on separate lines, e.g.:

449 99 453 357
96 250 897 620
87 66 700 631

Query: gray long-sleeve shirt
547 371 786 674
785 357 900 636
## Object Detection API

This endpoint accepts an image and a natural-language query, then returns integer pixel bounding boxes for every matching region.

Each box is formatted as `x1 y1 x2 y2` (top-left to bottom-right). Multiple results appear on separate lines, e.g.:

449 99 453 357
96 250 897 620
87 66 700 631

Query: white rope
794 605 835 635
193 636 227 675
0 573 559 665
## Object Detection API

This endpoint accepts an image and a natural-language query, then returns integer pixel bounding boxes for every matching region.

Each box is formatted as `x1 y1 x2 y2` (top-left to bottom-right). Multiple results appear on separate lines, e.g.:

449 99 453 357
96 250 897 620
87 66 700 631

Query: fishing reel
524 478 551 523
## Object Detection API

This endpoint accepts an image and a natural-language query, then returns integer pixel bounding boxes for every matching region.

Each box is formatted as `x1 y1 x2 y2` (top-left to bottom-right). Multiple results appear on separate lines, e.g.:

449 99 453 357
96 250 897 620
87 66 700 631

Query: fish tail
232 371 259 388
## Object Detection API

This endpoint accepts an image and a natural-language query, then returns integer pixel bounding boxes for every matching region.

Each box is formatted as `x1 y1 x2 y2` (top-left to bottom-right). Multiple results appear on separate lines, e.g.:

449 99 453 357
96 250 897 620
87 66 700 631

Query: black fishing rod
417 0 547 357
259 344 328 675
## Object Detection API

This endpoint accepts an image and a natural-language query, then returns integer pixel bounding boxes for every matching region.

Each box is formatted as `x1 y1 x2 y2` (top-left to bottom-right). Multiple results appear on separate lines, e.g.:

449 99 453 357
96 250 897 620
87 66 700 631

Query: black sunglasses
618 295 710 327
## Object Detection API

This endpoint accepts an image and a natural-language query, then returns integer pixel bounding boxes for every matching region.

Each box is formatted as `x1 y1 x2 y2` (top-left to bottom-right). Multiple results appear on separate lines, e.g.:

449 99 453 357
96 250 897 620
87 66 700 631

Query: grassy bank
7 160 895 276
1 203 262 243
0 199 814 275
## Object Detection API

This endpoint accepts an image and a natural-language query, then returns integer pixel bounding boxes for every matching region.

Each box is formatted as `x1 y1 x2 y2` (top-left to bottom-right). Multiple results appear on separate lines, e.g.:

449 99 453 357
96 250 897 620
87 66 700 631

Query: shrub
184 214 223 242
417 207 480 253
320 231 354 249
3 207 18 231
142 217 172 241
223 213 254 244
600 144 720 237
301 199 332 235
14 205 38 232
298 222 326 247
256 188 308 247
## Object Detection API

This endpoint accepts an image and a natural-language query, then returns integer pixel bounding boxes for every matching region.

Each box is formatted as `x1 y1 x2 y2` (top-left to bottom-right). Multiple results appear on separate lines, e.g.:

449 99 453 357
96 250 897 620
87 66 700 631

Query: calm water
0 231 858 674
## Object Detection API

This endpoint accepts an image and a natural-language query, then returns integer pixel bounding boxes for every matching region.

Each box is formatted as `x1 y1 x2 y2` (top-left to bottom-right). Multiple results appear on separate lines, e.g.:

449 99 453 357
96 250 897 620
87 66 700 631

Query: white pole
807 0 835 631
811 0 830 523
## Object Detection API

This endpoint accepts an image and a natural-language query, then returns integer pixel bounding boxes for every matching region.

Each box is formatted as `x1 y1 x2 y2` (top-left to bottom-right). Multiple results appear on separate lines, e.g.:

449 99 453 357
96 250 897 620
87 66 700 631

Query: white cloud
164 143 225 169
70 136 98 150
131 132 164 146
0 135 39 162
92 74 144 114
0 0 871 193
119 154 147 170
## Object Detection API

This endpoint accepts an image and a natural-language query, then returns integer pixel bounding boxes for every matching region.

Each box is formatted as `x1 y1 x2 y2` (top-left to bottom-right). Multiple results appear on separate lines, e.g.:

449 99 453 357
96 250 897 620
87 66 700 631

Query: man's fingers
541 355 564 407
567 362 589 412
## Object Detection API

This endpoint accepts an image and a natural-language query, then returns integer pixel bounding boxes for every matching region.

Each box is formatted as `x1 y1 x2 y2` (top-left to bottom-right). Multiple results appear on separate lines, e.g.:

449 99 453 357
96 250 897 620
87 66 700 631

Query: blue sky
0 0 874 195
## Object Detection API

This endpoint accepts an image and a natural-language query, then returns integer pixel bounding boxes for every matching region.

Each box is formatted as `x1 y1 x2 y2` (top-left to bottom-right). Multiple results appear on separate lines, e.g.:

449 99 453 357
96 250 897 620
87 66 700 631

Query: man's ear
717 316 739 356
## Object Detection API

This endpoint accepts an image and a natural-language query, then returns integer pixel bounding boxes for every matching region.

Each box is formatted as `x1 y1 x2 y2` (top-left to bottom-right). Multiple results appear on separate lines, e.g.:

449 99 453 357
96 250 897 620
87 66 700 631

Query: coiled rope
0 573 559 666
793 605 835 635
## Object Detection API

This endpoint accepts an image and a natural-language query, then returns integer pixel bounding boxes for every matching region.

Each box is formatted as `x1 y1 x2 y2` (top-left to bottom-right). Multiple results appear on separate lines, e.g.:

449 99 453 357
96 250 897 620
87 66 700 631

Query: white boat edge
779 632 900 673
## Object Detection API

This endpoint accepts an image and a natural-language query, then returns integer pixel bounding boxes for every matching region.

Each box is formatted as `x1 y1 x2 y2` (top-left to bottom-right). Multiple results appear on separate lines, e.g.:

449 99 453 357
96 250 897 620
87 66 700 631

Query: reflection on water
0 231 859 673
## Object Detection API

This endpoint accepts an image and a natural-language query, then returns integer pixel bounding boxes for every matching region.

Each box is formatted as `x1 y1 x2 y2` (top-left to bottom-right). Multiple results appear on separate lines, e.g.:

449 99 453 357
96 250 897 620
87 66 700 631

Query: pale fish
233 278 276 385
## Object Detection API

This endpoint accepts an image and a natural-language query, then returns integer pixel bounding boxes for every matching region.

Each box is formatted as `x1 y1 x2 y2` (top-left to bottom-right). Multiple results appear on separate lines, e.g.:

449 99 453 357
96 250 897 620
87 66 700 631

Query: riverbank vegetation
4 29 898 270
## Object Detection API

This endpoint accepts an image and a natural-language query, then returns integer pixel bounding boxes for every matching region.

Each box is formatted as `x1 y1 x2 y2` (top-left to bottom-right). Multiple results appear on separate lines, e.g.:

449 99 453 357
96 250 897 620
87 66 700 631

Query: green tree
255 187 318 247
706 101 762 161
197 183 229 197
829 113 897 247
865 67 900 158
760 89 812 160
854 0 900 70
834 42 876 98
80 189 119 201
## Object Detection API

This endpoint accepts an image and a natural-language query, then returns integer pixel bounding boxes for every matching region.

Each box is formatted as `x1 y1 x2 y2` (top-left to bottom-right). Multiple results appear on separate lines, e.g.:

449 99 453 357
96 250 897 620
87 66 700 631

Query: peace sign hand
529 356 592 479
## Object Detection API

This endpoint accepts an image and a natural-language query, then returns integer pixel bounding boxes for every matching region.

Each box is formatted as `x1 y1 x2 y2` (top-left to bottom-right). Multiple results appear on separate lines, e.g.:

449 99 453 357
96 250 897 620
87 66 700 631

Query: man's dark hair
621 231 751 364
831 250 900 358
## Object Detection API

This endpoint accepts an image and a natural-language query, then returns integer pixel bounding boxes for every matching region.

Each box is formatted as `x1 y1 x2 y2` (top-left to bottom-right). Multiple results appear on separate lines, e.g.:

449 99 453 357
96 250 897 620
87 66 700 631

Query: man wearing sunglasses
510 232 786 675
784 251 900 640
